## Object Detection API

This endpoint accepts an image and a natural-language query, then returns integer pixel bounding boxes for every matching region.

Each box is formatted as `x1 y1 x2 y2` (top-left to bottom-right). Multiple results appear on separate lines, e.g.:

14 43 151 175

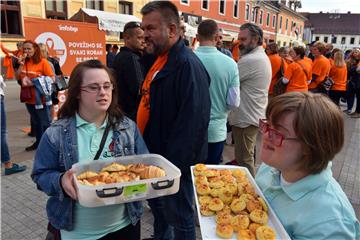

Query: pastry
198 195 212 205
222 174 236 184
216 224 234 239
257 197 268 213
239 193 255 204
226 183 238 195
195 175 208 185
216 213 233 225
255 226 276 240
98 171 110 182
237 229 256 240
200 202 215 216
249 209 268 225
210 187 222 197
77 171 98 180
230 198 246 214
140 166 166 179
101 162 127 172
248 223 262 235
246 199 263 212
240 181 256 196
208 198 224 212
196 183 211 195
208 177 225 189
127 163 148 174
216 205 232 216
194 163 207 176
204 169 220 177
219 188 233 205
220 169 233 176
232 169 246 178
231 214 250 232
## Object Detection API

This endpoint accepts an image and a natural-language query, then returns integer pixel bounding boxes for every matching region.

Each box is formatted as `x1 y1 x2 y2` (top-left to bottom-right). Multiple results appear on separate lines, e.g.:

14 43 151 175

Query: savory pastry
77 171 98 180
219 188 233 205
196 183 211 195
232 169 246 178
195 175 208 185
216 205 232 216
257 197 268 213
127 163 148 174
246 199 263 212
226 183 238 195
237 229 256 240
198 195 212 205
101 162 127 172
140 165 166 179
208 177 225 189
248 223 262 235
255 226 276 240
230 198 247 214
221 174 236 184
216 224 234 239
193 163 207 176
204 169 220 177
208 198 224 212
219 169 233 176
200 202 215 216
231 214 250 232
240 181 256 196
216 213 233 225
239 193 255 204
249 209 268 225
210 187 222 198
97 171 110 182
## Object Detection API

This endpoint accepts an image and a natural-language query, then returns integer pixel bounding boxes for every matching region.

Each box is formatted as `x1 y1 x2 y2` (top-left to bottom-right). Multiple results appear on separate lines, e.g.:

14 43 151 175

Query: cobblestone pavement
1 81 359 239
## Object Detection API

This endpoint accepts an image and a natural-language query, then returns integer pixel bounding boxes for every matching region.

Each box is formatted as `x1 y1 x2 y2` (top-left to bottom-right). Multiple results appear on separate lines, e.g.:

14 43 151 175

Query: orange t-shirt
268 54 285 94
329 64 347 91
136 53 168 134
298 59 312 82
309 55 331 89
329 58 334 67
284 61 308 92
18 58 54 105
304 56 313 66
232 40 240 62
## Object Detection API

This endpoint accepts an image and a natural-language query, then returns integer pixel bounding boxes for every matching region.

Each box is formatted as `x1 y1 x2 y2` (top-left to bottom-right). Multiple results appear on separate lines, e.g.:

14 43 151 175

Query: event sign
24 17 106 76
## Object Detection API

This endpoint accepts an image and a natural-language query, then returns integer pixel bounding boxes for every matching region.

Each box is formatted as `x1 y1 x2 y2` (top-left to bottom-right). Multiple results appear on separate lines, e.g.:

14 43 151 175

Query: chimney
347 11 351 14
320 11 323 13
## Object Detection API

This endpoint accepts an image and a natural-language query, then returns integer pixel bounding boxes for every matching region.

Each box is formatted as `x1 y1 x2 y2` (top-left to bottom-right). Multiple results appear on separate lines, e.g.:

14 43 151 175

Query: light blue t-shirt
195 46 239 143
255 163 360 240
61 114 131 240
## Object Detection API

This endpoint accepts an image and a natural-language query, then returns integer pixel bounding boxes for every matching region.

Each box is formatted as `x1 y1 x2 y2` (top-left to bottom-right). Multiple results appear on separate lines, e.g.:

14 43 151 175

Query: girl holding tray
256 91 360 239
32 60 148 240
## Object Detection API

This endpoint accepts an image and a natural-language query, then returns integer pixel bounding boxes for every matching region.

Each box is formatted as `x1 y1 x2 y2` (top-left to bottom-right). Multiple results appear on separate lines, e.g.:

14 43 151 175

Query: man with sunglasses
228 23 271 176
113 21 145 121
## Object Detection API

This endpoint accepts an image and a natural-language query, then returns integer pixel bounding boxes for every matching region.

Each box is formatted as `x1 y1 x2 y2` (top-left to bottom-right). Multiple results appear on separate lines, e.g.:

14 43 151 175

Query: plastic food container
191 165 290 240
72 154 181 207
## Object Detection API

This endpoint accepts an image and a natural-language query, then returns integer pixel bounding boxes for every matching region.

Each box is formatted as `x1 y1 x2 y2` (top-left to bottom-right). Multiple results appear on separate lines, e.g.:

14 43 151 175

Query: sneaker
25 142 38 151
225 159 239 166
343 109 352 115
5 163 27 175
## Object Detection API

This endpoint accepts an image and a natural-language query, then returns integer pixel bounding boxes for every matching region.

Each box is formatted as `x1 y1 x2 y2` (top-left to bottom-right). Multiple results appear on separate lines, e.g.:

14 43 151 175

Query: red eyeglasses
259 119 298 147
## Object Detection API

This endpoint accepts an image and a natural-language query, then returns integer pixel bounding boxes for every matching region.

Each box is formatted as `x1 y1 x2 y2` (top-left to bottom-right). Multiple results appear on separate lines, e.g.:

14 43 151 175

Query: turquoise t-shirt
61 114 131 240
255 163 360 240
195 46 239 143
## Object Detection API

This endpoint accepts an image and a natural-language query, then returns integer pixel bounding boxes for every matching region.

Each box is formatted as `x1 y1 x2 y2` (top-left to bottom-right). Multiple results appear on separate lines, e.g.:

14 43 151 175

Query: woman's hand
21 76 32 87
61 170 78 200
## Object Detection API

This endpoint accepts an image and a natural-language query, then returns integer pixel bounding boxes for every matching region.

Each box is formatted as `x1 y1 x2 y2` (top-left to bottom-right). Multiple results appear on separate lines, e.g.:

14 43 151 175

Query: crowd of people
1 1 360 240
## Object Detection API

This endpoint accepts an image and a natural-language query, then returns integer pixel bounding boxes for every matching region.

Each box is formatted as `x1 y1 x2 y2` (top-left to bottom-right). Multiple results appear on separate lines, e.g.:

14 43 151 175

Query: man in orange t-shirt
266 42 286 96
309 42 331 93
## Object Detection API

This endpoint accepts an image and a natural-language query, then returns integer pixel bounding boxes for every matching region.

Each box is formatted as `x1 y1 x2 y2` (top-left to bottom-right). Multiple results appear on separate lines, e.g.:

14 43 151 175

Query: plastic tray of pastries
191 164 290 240
72 154 181 207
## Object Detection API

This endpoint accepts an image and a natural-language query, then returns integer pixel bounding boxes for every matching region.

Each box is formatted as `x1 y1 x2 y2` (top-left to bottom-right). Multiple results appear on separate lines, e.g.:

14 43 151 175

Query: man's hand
61 170 77 200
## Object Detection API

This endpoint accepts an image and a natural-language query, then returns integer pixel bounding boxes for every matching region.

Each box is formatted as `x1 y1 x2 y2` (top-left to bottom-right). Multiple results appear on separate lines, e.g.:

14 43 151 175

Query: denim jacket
31 116 148 231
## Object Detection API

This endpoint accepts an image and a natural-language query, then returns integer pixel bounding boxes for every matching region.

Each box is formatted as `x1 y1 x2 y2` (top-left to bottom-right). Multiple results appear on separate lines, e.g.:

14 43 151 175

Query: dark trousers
25 104 51 145
329 90 346 106
205 141 225 165
98 221 140 240
347 84 360 113
148 174 195 240
1 96 10 163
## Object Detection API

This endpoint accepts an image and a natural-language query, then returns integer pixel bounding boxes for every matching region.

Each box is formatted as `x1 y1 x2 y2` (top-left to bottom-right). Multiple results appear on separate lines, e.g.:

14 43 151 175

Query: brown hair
266 92 344 174
334 51 345 67
23 40 42 64
197 19 218 41
312 41 326 55
58 60 124 128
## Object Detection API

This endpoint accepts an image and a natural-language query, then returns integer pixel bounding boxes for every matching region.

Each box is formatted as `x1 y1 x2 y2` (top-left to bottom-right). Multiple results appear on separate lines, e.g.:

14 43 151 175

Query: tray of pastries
72 154 181 207
191 164 290 240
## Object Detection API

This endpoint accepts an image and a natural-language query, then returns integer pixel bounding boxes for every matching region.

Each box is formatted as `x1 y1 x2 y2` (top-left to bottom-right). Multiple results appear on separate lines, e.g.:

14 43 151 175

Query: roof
70 8 141 32
303 12 360 35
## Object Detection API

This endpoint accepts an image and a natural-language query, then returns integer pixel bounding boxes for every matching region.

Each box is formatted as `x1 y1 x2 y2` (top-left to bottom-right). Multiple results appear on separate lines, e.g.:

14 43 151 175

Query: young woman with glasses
31 60 148 240
256 92 359 239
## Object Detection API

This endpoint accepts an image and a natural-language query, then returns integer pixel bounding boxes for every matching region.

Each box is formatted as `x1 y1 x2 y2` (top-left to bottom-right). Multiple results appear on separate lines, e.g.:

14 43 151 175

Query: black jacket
113 47 144 121
143 39 211 175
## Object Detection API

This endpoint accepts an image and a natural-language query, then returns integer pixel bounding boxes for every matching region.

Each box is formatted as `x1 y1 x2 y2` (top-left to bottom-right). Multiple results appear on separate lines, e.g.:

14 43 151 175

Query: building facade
0 0 148 50
303 12 360 51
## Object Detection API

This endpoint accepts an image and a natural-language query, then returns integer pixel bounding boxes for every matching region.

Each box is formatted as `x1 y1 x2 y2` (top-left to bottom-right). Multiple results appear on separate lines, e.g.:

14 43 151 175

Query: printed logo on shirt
102 140 115 158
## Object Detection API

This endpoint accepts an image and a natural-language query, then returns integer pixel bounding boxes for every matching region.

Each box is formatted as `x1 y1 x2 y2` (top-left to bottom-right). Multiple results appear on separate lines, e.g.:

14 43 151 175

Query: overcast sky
299 0 360 13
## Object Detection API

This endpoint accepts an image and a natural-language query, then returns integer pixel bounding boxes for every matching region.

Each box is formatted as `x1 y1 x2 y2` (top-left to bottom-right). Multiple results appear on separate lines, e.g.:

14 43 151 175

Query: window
341 37 346 44
350 37 355 44
45 0 67 19
279 16 283 29
119 1 133 14
259 10 263 25
324 36 328 43
266 13 270 26
1 1 22 35
283 42 287 46
331 36 337 44
251 8 255 22
300 25 302 34
245 4 250 20
277 41 281 46
233 0 238 18
285 18 288 30
86 0 103 10
272 15 276 28
180 0 189 5
315 36 320 41
219 0 225 15
202 0 209 10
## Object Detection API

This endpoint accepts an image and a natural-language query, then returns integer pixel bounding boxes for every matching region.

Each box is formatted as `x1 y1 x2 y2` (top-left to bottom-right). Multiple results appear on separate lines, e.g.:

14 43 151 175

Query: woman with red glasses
256 92 359 239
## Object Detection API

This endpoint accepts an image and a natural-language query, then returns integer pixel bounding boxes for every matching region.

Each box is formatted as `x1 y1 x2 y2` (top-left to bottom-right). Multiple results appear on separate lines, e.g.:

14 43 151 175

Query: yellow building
0 0 149 51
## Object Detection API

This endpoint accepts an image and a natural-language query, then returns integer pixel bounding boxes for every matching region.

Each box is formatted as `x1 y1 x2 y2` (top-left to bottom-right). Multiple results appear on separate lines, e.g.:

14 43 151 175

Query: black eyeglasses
123 22 141 32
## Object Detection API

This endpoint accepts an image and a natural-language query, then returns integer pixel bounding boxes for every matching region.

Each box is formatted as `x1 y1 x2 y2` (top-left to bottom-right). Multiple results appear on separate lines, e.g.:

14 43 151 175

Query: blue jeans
148 174 195 240
206 141 225 165
25 104 51 145
1 95 10 163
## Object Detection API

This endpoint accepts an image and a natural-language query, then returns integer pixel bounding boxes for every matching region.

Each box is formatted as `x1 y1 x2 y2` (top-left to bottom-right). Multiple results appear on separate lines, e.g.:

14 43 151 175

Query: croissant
140 166 166 179
101 162 127 172
127 163 148 174
77 171 98 180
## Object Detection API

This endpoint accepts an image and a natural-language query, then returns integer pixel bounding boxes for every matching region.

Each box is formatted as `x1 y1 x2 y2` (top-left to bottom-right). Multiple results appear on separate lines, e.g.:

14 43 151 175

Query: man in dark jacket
139 1 211 240
113 21 145 121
